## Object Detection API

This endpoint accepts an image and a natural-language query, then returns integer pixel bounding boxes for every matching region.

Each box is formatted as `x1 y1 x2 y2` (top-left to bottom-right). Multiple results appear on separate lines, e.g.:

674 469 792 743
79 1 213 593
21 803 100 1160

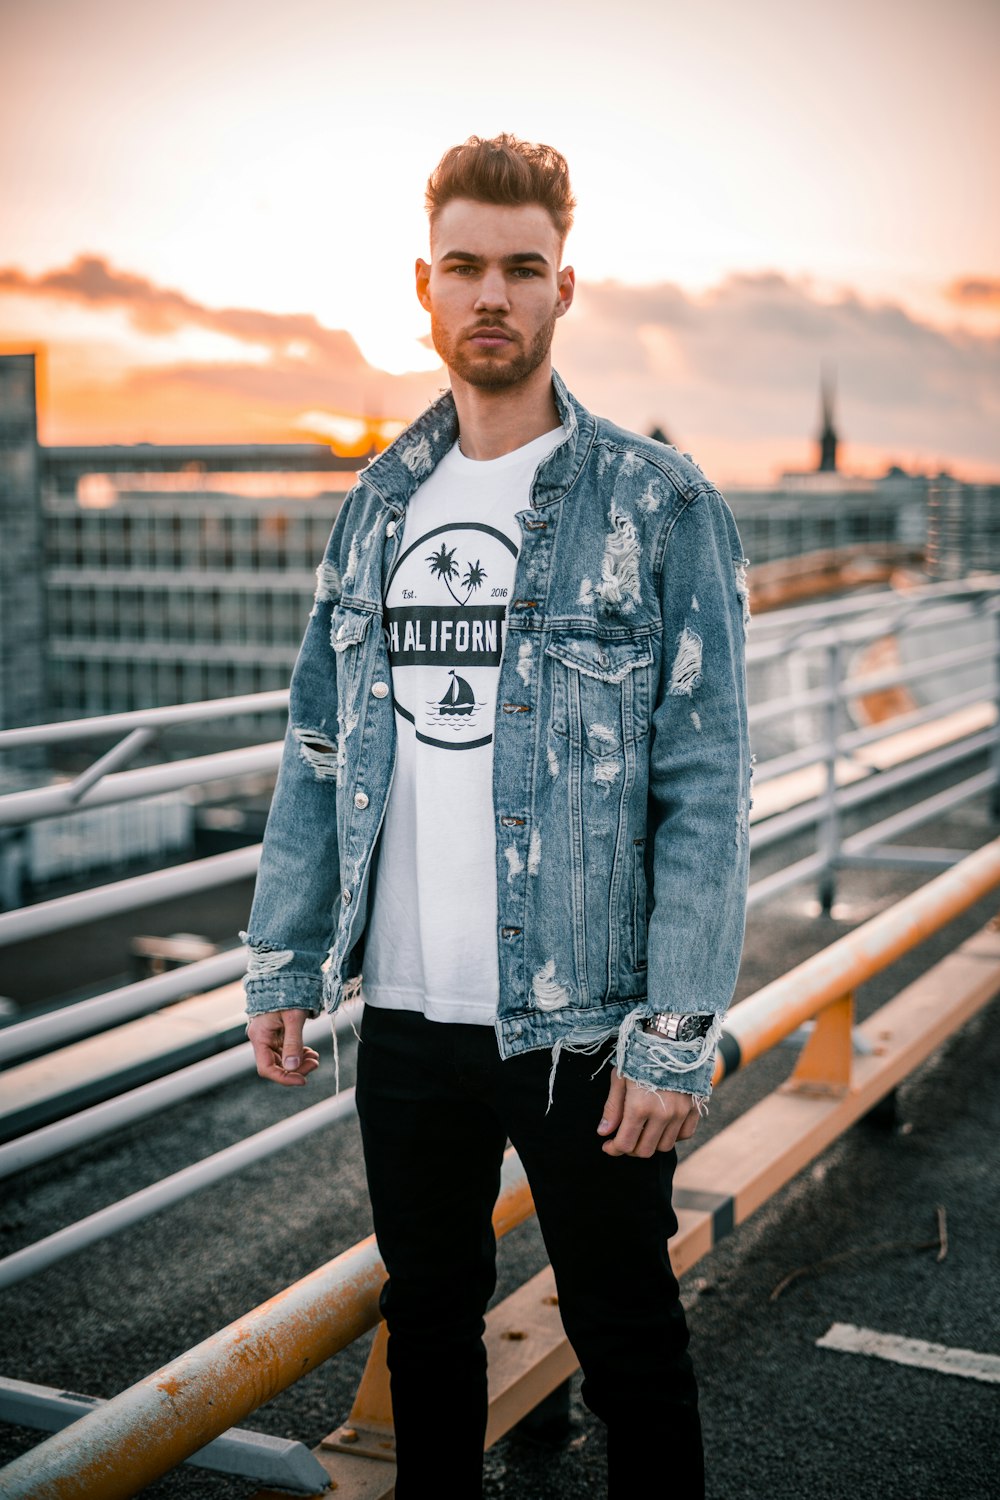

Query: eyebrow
438 250 552 268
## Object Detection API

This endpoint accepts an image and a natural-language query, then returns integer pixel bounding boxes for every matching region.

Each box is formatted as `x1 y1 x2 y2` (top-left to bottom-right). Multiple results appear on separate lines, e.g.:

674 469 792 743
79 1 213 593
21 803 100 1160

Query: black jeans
354 1003 704 1500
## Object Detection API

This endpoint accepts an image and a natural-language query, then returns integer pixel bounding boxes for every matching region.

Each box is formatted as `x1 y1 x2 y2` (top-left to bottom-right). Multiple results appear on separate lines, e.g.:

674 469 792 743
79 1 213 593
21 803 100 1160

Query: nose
474 269 510 313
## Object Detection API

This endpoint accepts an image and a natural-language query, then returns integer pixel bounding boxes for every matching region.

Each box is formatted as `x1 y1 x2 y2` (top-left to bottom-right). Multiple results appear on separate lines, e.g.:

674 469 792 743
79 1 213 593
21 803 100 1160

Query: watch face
677 1014 712 1042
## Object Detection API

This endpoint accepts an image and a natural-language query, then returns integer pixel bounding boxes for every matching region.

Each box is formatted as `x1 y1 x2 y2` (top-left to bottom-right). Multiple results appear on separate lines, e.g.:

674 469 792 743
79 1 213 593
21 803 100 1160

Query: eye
512 268 539 278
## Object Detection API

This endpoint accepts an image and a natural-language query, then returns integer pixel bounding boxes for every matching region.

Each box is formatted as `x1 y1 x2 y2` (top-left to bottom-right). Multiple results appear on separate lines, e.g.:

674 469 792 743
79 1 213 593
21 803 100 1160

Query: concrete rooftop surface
0 781 998 1499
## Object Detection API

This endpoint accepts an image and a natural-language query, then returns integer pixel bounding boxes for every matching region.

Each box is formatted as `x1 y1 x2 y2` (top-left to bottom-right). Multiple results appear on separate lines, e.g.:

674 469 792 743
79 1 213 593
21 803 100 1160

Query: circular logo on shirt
384 521 517 751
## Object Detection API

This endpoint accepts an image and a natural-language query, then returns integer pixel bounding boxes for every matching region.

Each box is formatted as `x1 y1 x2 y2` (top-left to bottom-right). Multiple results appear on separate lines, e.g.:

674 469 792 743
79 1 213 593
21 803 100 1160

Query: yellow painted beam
6 855 999 1499
785 991 855 1095
311 919 1000 1492
715 836 1000 1081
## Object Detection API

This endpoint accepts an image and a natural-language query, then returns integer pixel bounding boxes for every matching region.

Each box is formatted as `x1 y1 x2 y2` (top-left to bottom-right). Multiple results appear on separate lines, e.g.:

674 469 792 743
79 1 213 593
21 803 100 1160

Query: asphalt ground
1 774 998 1499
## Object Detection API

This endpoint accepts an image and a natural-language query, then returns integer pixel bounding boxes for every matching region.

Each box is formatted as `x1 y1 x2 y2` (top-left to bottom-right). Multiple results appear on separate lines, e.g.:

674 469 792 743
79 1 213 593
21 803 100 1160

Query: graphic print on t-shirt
384 520 517 751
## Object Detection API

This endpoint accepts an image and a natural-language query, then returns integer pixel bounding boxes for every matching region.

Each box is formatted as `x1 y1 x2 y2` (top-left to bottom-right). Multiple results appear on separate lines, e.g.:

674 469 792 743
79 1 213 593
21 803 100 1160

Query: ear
554 263 575 320
415 257 432 312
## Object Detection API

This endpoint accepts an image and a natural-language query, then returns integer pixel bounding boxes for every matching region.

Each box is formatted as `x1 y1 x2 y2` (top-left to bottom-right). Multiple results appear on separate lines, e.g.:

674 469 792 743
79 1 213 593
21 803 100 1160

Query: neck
450 359 561 461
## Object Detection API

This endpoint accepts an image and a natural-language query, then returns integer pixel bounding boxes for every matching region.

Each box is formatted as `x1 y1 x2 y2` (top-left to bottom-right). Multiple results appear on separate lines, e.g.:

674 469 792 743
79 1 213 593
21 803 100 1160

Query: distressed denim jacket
241 368 752 1101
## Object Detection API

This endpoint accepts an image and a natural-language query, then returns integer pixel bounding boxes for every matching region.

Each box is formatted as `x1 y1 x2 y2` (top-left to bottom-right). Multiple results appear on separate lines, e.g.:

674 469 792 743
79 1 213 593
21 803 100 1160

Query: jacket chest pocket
545 634 654 758
330 604 375 715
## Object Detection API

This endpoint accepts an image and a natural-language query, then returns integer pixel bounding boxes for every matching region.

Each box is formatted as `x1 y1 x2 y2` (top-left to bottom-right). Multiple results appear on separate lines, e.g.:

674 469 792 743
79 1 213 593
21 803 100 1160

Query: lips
469 327 513 346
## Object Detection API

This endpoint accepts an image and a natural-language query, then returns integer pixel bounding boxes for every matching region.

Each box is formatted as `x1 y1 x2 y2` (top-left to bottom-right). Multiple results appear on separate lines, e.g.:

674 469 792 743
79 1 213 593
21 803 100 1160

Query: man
241 133 752 1499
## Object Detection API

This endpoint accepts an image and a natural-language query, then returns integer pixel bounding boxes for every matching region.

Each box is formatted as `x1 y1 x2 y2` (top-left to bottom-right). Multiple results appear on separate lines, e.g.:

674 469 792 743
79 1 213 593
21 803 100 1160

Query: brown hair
425 133 576 246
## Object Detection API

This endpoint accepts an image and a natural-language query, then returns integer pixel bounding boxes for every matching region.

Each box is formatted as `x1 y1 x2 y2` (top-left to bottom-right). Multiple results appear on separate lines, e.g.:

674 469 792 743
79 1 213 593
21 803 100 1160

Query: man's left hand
597 1072 701 1157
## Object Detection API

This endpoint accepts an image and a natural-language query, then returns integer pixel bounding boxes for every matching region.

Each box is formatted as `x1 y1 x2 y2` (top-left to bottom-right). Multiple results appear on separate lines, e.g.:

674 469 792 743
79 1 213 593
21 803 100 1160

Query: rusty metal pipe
0 1151 531 1498
6 841 999 1495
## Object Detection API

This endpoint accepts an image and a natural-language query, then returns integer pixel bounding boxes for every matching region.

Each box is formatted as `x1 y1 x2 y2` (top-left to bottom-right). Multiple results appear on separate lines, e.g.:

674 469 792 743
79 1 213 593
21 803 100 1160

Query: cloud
0 251 447 443
121 355 443 427
556 272 1000 470
944 276 1000 307
2 254 998 479
0 253 365 365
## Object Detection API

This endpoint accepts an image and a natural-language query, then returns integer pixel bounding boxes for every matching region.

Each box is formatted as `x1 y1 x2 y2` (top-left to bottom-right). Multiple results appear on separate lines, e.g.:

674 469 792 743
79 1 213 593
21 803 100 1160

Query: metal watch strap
641 1012 714 1042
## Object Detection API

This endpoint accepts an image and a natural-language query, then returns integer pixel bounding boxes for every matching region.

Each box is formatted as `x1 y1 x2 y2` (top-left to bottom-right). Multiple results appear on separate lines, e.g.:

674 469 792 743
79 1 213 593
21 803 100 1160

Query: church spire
817 361 838 472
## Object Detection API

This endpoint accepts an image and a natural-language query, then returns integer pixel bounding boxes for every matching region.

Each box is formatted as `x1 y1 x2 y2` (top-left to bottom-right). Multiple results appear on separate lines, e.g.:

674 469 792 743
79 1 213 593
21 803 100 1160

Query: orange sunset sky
1 0 998 485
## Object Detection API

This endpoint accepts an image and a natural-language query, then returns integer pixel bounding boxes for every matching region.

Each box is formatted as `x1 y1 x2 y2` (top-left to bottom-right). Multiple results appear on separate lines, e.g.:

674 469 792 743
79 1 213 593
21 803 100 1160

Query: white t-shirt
362 423 566 1024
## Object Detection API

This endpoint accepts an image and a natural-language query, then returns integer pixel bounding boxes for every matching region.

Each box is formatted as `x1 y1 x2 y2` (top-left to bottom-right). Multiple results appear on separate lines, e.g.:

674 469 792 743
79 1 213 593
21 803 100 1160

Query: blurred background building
1 349 998 904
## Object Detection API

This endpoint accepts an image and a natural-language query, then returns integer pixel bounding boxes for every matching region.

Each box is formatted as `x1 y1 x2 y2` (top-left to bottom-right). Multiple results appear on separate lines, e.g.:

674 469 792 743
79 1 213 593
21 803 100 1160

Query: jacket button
385 520 397 537
342 888 352 904
371 681 389 698
354 791 369 809
597 651 609 667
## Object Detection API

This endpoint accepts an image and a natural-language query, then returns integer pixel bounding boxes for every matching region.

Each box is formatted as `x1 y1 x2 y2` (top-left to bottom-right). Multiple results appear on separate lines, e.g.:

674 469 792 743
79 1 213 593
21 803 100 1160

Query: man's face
416 198 574 390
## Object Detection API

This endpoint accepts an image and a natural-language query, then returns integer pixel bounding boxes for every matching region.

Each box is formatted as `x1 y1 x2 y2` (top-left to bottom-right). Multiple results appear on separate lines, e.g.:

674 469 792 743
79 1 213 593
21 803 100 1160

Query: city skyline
1 0 997 484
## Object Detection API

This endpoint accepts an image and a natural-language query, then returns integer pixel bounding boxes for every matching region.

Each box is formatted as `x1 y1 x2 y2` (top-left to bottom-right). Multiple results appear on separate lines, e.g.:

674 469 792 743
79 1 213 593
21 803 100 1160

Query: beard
430 302 559 390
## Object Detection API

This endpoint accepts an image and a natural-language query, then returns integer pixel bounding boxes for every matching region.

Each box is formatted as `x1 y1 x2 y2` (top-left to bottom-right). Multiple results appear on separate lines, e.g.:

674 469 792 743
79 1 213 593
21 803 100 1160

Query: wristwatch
642 1012 714 1043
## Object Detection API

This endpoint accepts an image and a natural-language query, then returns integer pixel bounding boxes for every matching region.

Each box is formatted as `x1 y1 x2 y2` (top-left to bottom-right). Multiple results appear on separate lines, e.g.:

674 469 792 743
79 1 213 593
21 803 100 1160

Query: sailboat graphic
424 669 485 734
438 670 475 717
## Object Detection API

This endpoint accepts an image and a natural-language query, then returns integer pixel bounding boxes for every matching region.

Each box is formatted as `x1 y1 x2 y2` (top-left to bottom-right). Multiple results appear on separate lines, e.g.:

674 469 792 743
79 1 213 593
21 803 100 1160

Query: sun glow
294 409 409 455
0 0 995 476
348 324 442 378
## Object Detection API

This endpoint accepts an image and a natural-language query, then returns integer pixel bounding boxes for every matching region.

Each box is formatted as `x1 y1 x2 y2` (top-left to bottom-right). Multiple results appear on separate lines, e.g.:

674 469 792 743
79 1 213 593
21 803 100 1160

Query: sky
1 0 998 484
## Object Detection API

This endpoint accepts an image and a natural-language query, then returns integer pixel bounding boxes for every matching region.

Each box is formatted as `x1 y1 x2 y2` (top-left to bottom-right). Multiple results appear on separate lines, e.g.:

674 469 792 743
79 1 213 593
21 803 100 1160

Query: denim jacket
240 369 752 1100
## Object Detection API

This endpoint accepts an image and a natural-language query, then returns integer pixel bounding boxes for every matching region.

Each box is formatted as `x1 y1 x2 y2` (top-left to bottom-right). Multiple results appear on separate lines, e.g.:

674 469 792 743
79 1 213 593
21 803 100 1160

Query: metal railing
0 579 995 950
2 837 998 1497
2 574 1000 1490
0 577 997 1223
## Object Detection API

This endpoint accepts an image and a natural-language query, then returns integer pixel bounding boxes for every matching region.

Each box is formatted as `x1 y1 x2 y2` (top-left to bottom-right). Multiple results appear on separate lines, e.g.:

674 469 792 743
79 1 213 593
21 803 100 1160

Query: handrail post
817 635 843 914
65 727 157 805
782 989 855 1096
991 605 1000 820
323 1322 396 1463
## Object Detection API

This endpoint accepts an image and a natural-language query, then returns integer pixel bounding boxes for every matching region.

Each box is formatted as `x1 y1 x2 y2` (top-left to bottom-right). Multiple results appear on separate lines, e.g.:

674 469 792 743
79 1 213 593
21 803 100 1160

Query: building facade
0 354 47 761
41 478 350 732
3 352 997 741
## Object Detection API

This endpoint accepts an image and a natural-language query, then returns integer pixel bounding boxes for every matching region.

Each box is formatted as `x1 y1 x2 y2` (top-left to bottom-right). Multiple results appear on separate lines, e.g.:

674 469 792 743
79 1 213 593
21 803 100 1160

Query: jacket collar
356 367 596 512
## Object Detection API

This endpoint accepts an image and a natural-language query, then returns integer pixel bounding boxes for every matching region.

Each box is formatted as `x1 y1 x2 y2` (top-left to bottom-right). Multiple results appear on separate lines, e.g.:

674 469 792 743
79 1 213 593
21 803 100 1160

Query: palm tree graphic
426 543 487 605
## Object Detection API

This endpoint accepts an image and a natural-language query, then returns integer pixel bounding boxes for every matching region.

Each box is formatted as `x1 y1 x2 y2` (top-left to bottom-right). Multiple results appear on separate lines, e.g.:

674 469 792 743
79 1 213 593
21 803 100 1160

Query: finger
597 1071 627 1136
247 1014 314 1086
280 1010 306 1072
629 1094 681 1155
602 1093 647 1156
610 1085 695 1156
647 1114 680 1155
603 1082 655 1155
652 1116 683 1153
251 1040 306 1085
653 1100 700 1151
247 1016 284 1080
624 1114 668 1158
250 1037 278 1080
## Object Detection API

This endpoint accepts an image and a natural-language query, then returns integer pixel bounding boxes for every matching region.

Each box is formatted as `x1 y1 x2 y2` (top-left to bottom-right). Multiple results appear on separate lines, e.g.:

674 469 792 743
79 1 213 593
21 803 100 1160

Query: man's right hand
247 1009 320 1087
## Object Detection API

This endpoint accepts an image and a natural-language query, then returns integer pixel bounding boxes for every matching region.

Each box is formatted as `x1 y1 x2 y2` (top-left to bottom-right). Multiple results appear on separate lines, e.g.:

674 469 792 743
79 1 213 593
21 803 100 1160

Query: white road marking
817 1323 1000 1384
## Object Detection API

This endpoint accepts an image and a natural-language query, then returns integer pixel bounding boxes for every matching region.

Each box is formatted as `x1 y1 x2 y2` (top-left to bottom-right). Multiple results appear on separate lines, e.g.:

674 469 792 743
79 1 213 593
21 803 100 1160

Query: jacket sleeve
615 485 752 1100
239 492 356 1017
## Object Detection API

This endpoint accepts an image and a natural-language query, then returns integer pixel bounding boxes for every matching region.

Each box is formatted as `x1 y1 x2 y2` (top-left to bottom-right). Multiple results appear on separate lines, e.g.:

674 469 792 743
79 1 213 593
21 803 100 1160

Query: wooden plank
855 701 996 772
316 1268 574 1498
748 700 995 824
482 1268 576 1447
269 919 1000 1496
674 925 1000 1235
0 984 247 1140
